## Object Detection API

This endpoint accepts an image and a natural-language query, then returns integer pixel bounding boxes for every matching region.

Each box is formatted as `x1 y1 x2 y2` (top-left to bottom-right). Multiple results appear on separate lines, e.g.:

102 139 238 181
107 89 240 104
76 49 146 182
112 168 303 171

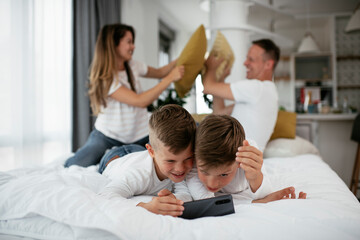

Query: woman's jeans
98 144 145 174
64 129 148 167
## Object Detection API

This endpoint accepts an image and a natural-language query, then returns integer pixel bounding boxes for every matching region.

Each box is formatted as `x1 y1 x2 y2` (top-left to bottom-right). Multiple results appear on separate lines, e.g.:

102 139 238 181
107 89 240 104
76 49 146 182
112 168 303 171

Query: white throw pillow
263 136 320 158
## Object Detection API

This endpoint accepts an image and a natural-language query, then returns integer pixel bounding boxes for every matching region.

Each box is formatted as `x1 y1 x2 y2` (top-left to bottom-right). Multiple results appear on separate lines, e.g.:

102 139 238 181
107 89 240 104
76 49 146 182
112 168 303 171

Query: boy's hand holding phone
235 140 264 192
137 189 184 217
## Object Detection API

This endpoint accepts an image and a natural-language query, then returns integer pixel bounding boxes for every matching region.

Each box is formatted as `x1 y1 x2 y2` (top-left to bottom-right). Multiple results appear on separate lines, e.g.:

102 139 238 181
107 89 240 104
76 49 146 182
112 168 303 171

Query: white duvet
1 154 360 240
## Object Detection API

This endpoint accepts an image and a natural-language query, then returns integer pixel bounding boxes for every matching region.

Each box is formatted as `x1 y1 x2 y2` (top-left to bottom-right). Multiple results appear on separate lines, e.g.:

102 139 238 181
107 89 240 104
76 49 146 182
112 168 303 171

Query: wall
121 0 158 81
318 120 357 187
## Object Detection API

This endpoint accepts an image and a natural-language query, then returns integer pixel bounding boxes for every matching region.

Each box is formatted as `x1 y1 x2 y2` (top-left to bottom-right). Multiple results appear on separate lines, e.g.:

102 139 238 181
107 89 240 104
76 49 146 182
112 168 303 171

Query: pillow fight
64 23 307 217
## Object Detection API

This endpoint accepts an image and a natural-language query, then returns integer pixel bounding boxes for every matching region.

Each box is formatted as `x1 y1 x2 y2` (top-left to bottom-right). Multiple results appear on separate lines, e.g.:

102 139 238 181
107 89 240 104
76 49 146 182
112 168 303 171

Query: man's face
147 142 194 183
243 44 268 80
197 160 238 193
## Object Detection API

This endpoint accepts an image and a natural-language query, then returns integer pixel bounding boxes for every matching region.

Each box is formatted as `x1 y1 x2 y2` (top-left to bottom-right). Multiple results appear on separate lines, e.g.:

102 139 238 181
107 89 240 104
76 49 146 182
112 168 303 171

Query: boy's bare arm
137 189 184 217
252 187 307 203
235 140 264 192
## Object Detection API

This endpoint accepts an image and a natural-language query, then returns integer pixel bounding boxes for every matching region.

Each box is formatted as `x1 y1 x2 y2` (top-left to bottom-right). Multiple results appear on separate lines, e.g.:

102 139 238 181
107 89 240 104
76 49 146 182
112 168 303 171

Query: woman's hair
195 114 245 170
88 24 136 116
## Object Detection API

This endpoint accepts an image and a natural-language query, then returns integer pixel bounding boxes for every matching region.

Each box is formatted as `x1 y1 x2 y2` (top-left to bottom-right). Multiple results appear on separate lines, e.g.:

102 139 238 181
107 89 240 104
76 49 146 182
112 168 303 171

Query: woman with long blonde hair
65 23 184 167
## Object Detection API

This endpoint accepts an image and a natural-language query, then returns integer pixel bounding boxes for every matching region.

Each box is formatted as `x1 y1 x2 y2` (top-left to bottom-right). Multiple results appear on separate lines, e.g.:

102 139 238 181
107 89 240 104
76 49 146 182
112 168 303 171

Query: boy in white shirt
186 114 307 203
99 104 195 217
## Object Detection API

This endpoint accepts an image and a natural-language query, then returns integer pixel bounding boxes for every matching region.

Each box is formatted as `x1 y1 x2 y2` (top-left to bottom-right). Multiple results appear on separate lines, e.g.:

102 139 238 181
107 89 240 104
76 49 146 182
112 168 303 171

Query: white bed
0 137 360 240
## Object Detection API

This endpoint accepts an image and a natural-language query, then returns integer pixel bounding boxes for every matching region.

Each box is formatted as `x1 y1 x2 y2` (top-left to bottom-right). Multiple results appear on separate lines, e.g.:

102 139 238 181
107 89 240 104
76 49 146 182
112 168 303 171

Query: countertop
296 113 357 121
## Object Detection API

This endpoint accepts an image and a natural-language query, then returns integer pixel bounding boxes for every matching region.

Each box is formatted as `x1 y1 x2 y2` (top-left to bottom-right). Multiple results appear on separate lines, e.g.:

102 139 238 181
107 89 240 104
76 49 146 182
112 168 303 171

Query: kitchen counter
296 113 358 187
297 113 357 121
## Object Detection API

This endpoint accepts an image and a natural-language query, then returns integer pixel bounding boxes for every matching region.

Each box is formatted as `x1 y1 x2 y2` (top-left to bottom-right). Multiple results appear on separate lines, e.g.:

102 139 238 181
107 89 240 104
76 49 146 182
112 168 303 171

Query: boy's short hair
149 104 196 154
195 114 245 169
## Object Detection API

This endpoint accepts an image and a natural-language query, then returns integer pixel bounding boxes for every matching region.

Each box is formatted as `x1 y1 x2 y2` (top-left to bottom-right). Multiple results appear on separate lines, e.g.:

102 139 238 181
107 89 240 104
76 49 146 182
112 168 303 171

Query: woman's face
116 30 135 62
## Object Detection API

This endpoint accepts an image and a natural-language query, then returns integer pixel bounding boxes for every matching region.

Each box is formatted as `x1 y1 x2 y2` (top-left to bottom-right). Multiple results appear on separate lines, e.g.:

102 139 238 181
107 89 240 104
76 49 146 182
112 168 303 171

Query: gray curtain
72 0 121 152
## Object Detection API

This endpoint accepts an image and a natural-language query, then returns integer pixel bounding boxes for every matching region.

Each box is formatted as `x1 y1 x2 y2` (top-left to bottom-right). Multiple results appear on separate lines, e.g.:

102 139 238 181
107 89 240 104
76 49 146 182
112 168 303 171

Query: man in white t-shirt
202 39 280 152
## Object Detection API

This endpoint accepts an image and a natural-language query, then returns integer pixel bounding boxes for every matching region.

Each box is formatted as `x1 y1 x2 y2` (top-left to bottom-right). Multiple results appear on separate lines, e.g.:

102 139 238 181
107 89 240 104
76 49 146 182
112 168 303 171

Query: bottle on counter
342 97 350 114
320 100 330 114
304 91 312 113
332 97 341 114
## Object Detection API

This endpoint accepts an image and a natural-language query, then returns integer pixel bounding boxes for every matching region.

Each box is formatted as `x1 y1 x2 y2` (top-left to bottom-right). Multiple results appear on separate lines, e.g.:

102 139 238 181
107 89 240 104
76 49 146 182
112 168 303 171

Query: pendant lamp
298 32 320 53
297 0 320 53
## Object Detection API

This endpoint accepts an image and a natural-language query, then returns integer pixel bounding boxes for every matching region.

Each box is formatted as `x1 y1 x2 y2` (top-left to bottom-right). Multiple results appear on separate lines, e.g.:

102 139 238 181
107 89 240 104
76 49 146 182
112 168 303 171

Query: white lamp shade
345 5 360 32
297 33 320 53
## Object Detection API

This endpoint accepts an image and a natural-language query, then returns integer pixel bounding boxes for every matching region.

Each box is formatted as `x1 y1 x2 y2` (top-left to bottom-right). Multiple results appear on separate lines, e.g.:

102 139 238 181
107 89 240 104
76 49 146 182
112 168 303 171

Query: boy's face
146 142 194 183
197 160 238 193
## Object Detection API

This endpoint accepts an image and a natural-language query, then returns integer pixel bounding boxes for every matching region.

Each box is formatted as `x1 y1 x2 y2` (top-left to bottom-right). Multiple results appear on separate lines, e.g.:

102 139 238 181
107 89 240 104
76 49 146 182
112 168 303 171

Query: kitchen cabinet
290 53 334 113
296 113 358 188
287 15 360 114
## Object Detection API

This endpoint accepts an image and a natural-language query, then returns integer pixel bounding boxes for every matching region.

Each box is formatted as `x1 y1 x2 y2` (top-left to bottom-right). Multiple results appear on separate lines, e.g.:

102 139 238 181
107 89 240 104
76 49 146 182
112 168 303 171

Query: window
157 21 177 104
158 20 174 67
195 76 213 114
0 0 72 171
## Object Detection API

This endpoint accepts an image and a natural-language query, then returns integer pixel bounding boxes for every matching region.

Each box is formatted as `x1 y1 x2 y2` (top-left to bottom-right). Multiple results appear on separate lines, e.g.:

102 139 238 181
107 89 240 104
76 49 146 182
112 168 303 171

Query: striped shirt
95 60 149 143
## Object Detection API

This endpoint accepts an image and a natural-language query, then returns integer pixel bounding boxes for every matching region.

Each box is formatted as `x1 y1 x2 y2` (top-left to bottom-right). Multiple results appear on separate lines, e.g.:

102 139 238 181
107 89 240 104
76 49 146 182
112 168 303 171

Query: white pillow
263 136 320 158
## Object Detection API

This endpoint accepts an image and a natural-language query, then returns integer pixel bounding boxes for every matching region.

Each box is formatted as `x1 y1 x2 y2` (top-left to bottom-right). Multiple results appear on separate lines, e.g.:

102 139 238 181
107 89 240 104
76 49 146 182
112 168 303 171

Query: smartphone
180 194 235 219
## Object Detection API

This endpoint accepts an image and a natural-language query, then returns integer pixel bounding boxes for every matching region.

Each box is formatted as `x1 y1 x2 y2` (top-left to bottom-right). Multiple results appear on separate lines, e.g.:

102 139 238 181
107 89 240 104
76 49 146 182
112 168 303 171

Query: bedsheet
0 154 360 240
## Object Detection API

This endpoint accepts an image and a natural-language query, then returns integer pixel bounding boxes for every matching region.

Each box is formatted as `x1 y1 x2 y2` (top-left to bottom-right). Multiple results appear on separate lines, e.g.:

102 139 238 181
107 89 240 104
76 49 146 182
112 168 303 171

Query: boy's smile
146 143 194 183
197 161 238 193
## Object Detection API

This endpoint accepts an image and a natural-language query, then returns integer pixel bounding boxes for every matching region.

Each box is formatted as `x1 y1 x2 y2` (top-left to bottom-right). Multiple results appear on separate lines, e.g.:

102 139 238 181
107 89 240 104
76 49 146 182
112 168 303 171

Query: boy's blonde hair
195 114 245 169
149 104 196 154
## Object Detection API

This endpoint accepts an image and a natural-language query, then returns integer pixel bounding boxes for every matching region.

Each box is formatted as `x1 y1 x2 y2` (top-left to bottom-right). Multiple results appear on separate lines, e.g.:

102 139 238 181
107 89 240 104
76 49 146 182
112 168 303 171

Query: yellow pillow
269 110 297 141
208 31 235 81
210 31 235 81
191 113 209 123
175 25 207 98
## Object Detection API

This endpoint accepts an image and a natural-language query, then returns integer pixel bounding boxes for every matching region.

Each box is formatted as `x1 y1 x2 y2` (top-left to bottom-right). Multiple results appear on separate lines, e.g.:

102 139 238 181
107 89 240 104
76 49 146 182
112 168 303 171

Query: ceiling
156 0 359 32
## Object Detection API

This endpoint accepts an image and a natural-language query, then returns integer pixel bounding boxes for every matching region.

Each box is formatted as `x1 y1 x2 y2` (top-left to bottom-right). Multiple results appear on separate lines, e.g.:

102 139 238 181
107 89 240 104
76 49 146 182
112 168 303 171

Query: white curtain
0 0 72 171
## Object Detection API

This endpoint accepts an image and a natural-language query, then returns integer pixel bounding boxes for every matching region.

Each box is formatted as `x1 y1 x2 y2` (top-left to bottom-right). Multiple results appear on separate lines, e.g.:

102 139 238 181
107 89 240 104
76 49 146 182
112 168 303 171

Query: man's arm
202 55 235 101
202 55 236 114
213 96 235 115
